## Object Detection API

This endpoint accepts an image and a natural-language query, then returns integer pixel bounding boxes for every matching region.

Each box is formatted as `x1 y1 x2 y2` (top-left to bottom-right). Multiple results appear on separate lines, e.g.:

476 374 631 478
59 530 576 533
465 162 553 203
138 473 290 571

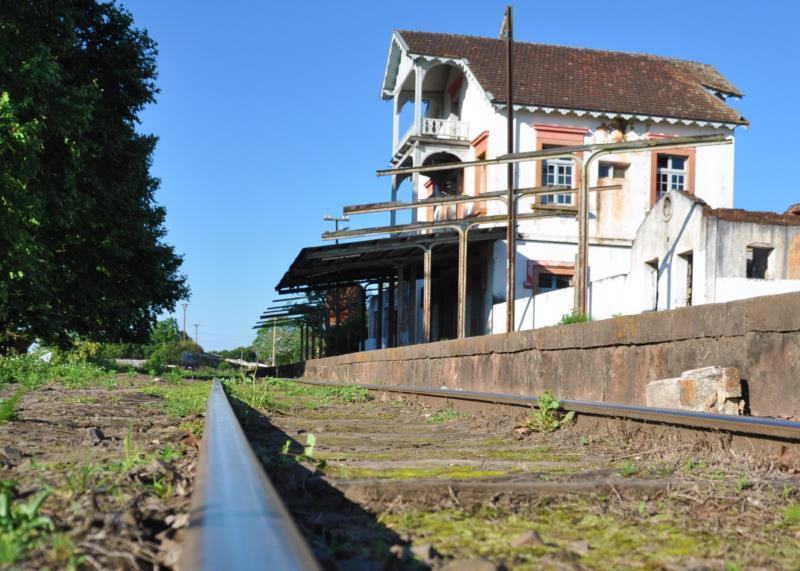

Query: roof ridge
395 29 718 72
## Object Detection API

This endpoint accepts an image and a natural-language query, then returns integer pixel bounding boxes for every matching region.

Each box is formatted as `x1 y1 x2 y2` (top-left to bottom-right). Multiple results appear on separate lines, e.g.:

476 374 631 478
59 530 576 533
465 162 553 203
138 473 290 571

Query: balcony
394 117 470 160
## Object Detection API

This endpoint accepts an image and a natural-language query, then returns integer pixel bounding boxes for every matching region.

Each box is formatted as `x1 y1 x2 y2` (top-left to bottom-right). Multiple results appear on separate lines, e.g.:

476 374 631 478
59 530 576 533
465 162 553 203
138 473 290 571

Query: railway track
182 378 800 570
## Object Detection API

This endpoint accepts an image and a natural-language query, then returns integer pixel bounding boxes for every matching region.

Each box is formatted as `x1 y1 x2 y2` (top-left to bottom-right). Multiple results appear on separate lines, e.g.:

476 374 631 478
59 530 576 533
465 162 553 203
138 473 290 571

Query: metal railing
181 379 320 571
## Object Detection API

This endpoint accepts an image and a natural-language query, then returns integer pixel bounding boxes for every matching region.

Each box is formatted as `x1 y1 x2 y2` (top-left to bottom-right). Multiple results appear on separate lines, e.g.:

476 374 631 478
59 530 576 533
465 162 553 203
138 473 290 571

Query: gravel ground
0 374 200 570
237 380 800 571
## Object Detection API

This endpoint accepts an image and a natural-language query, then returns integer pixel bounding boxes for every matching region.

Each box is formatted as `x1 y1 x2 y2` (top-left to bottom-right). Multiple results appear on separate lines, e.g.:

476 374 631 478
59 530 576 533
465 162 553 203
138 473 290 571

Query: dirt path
0 375 202 569
237 380 800 570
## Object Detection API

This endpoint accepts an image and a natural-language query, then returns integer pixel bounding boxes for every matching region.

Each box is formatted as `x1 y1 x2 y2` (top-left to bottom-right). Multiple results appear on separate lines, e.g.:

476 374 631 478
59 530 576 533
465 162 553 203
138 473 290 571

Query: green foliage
736 475 748 492
145 340 203 371
0 482 54 565
0 389 24 422
427 407 459 424
618 460 638 477
224 380 283 412
142 381 210 418
252 324 302 365
0 354 109 390
560 312 590 325
525 390 576 432
784 504 800 525
0 1 188 352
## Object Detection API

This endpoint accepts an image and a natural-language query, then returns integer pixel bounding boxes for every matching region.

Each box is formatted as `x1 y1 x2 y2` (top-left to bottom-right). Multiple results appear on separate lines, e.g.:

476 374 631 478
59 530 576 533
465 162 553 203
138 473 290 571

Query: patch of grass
0 481 54 565
783 504 800 525
426 407 459 423
524 391 575 432
224 380 283 412
64 395 97 405
0 389 25 423
0 355 111 390
617 460 638 477
141 381 210 418
560 312 590 325
265 378 371 406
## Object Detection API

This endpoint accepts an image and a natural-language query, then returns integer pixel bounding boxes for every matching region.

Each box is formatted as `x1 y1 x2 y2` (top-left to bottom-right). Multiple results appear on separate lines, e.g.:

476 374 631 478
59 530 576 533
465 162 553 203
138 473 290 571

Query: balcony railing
395 118 470 153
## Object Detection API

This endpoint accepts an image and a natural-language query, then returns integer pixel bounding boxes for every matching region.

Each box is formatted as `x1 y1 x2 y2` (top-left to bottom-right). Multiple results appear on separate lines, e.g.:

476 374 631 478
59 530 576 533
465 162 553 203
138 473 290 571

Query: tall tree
0 1 188 350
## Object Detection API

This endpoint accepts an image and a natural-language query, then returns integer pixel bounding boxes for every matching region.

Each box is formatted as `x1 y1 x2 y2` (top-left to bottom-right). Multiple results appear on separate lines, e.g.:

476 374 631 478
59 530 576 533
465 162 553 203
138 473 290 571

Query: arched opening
422 152 463 221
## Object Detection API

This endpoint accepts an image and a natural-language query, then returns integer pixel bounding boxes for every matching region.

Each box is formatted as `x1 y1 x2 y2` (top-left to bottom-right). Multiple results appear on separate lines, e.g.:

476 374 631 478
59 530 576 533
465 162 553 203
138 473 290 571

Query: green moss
325 464 515 481
426 407 459 423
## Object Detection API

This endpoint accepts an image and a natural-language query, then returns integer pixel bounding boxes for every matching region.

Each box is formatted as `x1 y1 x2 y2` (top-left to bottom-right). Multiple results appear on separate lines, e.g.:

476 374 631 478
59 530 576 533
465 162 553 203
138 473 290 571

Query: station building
274 30 800 354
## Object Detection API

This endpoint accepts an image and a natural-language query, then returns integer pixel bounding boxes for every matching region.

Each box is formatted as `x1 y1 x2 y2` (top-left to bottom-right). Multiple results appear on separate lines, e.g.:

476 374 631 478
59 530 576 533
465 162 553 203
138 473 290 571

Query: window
746 246 772 279
541 146 574 205
537 271 572 293
656 154 686 201
598 161 628 180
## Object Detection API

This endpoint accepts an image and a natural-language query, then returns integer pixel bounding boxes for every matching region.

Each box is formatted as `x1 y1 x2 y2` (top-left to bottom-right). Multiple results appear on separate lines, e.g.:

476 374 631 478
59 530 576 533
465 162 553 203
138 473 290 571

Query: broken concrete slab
645 366 744 414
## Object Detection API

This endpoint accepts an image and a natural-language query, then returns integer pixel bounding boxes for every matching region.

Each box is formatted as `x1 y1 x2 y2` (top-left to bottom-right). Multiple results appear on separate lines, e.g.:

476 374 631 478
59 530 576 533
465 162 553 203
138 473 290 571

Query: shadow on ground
227 395 419 571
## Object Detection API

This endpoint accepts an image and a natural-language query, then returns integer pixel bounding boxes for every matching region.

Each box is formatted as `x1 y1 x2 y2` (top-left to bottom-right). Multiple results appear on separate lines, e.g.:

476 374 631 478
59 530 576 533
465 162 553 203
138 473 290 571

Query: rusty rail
181 379 320 571
292 379 800 442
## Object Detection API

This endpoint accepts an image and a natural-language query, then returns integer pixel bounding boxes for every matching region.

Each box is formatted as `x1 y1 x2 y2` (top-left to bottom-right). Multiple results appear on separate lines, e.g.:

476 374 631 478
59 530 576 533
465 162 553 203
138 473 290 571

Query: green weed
426 407 459 423
525 391 575 432
142 381 210 418
0 389 24 423
736 475 748 492
618 460 638 477
560 312 590 325
0 481 54 565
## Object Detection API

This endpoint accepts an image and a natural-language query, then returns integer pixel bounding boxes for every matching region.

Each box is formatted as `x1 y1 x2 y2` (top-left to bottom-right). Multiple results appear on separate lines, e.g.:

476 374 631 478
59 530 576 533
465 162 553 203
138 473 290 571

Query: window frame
649 143 695 207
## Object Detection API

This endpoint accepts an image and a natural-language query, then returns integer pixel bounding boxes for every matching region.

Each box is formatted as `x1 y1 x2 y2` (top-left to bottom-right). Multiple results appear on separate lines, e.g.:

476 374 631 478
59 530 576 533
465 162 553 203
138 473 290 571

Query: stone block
646 366 743 414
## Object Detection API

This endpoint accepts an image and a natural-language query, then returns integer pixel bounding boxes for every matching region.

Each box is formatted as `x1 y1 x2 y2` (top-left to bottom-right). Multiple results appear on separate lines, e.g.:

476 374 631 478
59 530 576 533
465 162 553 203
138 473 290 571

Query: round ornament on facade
662 196 673 221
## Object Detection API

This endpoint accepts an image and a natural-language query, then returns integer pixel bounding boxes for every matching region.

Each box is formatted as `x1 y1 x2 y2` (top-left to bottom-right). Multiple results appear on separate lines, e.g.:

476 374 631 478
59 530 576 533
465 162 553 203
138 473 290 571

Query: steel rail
292 379 800 442
181 379 320 571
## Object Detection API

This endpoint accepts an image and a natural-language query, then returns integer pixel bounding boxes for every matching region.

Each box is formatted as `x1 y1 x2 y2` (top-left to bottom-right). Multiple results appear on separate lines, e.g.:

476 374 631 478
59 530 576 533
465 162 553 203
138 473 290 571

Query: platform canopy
276 227 505 294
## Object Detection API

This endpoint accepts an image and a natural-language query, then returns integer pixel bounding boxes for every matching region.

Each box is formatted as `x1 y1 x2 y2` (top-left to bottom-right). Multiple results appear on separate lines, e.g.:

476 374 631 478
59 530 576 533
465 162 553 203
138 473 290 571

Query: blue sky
122 0 800 350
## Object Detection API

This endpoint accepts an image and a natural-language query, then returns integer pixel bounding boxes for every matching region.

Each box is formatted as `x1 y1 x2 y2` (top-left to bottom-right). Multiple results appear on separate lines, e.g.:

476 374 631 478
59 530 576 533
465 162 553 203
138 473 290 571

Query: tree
0 1 188 351
149 318 182 346
252 324 301 365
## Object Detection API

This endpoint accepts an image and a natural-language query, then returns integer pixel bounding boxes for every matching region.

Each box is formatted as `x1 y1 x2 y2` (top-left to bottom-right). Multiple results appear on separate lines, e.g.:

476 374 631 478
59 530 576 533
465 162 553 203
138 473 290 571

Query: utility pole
193 323 199 346
271 317 277 367
181 303 188 341
500 5 516 333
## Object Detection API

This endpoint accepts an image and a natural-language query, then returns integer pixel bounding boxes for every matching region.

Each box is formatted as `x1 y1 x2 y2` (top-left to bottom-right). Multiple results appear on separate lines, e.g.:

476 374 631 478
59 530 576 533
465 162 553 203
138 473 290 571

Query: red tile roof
397 31 746 126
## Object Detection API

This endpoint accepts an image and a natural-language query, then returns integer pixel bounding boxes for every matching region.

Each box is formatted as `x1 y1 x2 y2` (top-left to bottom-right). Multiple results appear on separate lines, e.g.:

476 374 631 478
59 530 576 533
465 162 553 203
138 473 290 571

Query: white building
276 30 800 353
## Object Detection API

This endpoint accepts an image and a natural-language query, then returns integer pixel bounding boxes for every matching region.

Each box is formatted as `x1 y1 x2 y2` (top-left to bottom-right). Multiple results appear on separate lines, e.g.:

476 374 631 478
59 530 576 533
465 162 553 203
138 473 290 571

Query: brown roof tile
397 30 747 125
703 207 800 226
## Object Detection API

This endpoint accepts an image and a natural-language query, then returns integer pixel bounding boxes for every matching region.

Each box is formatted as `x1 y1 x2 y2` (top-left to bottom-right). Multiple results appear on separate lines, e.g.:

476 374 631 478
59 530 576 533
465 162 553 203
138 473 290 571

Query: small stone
440 558 499 571
166 512 189 529
84 427 105 445
0 446 22 467
510 529 545 548
389 544 410 560
567 540 590 557
411 543 441 564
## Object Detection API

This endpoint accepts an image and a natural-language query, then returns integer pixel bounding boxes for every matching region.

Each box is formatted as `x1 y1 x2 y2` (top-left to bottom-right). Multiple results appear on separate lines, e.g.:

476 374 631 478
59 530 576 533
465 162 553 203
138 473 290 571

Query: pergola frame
369 133 732 335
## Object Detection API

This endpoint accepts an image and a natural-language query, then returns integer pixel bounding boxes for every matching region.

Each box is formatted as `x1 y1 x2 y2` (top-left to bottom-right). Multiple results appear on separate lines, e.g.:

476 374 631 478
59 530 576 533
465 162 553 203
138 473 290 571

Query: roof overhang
277 227 505 293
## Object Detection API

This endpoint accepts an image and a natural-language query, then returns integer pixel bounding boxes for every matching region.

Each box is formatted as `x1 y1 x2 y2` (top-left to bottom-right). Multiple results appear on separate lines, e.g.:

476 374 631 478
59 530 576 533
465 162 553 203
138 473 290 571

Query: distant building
276 30 800 353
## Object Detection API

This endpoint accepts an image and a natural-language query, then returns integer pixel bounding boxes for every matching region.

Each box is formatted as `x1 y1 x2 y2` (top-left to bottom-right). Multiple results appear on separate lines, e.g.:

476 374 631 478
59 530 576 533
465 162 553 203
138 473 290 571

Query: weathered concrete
303 292 800 418
645 366 743 414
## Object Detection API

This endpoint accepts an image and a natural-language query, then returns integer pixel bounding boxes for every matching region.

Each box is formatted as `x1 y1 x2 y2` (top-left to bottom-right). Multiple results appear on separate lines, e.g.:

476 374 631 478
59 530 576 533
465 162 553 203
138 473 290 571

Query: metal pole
457 227 468 339
271 317 276 367
408 263 417 344
576 158 590 316
396 266 404 346
193 323 199 346
376 281 384 349
504 5 516 334
423 248 432 343
388 277 396 348
182 303 188 341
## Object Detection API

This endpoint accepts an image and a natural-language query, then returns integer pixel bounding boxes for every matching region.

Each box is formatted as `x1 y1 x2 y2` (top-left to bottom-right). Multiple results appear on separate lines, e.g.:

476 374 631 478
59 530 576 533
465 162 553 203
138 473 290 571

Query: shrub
560 312 590 325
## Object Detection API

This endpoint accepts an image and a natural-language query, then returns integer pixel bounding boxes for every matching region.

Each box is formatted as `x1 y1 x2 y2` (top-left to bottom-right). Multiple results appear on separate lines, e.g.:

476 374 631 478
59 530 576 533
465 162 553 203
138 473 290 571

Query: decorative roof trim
496 102 741 130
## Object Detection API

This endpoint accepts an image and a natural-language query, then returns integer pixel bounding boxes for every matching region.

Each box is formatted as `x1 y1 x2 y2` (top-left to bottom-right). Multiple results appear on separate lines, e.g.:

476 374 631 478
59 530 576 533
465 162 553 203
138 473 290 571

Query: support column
388 277 396 348
457 228 468 340
575 160 590 316
411 148 421 223
390 176 399 226
376 281 384 350
299 322 305 361
396 266 405 346
392 90 400 151
408 263 417 344
423 247 432 343
413 64 423 136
